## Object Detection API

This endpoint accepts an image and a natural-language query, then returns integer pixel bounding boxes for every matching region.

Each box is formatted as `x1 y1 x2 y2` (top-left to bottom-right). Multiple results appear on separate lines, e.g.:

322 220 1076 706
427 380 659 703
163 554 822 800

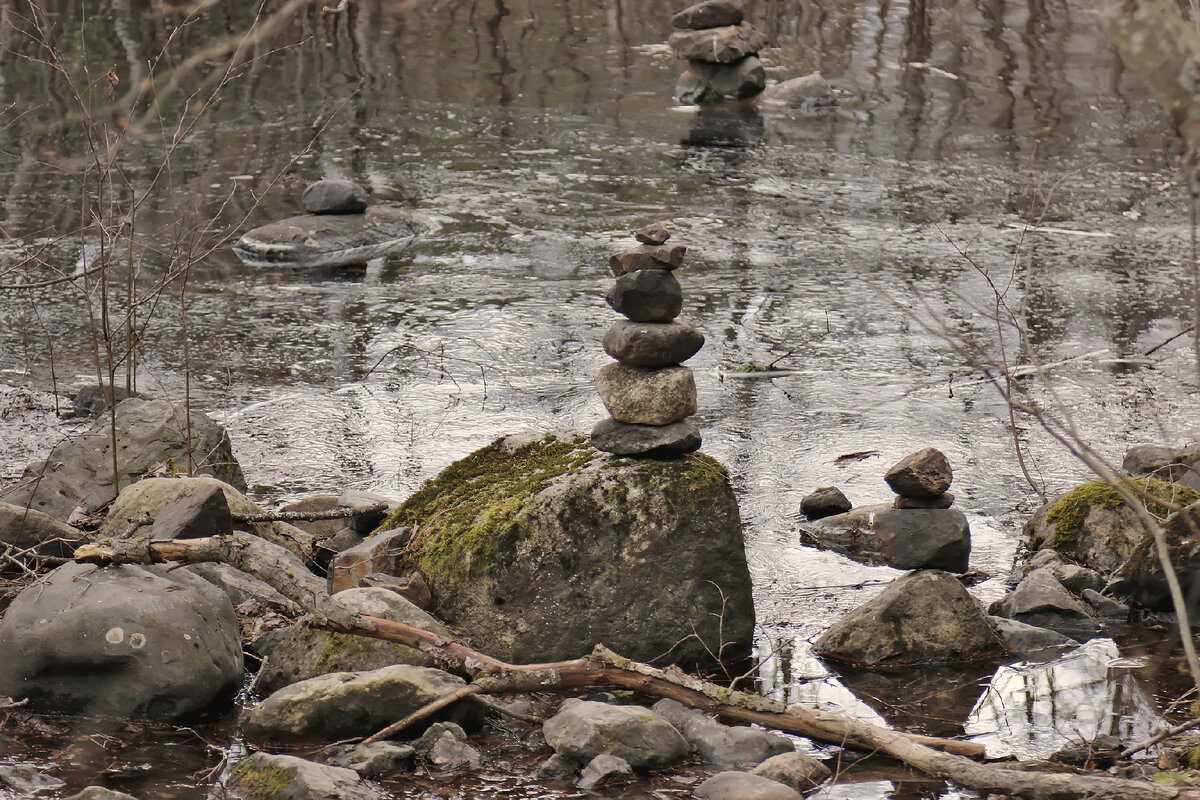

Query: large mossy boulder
0 398 245 522
1108 502 1200 609
1024 478 1198 574
373 433 754 667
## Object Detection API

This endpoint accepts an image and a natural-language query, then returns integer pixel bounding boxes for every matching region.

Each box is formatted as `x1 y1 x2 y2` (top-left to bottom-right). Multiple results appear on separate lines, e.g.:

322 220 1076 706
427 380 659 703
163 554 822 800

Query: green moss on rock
1040 478 1198 556
230 759 296 798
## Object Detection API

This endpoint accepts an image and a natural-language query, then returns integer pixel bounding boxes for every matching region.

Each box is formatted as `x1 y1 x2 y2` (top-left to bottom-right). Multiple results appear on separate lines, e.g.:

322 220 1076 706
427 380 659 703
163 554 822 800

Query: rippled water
1 0 1198 797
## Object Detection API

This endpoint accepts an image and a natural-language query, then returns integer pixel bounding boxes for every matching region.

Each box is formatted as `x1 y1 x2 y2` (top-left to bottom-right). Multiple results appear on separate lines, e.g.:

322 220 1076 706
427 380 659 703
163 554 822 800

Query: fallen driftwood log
74 532 1200 800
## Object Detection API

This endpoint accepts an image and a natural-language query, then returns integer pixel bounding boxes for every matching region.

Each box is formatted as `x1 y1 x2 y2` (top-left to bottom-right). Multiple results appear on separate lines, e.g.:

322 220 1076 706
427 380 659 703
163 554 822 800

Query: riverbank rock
651 698 794 765
1107 502 1200 608
694 771 802 800
542 699 689 768
0 398 244 523
1024 478 1198 574
328 741 415 776
328 528 411 593
752 751 832 791
799 486 851 520
0 562 243 719
256 588 449 694
814 570 1004 665
801 504 971 572
987 616 1075 654
988 568 1099 636
1123 441 1200 488
414 722 484 772
229 752 380 800
0 501 87 563
234 206 428 268
242 664 483 745
374 433 754 667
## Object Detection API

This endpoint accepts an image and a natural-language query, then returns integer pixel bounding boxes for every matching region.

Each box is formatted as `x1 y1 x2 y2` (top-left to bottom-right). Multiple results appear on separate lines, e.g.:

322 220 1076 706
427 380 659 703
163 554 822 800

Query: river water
1 0 1198 797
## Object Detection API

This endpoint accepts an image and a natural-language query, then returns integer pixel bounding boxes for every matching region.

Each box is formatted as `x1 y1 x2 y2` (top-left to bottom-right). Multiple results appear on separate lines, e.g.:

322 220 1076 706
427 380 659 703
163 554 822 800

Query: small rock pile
591 225 705 457
671 0 768 104
885 447 955 509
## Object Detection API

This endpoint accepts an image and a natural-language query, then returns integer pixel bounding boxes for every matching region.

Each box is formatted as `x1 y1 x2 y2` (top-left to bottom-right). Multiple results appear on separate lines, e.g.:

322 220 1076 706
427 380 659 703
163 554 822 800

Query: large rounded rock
801 504 970 572
256 588 449 694
233 207 427 268
0 562 243 719
595 364 697 426
671 0 744 30
1024 479 1198 574
695 772 802 800
0 398 244 523
814 570 1004 666
884 447 952 499
301 179 368 215
1106 502 1200 609
229 752 380 800
242 664 483 744
988 568 1098 635
0 501 87 562
542 699 689 768
373 434 754 667
605 269 683 323
668 22 768 63
602 321 704 368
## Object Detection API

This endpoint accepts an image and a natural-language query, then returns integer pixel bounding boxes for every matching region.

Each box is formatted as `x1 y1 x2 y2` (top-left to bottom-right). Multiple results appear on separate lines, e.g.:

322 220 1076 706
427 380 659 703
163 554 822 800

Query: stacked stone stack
885 447 956 509
592 225 705 457
670 0 768 105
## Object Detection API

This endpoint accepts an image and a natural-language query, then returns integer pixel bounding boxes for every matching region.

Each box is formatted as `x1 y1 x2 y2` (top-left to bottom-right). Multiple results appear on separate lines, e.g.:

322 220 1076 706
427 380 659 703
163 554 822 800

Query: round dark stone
301 180 369 214
800 486 851 520
603 321 704 368
884 447 952 498
606 270 683 323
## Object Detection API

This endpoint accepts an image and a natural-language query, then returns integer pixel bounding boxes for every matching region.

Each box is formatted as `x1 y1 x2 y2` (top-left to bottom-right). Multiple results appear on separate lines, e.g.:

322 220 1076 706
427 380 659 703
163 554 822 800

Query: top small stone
884 447 952 499
301 180 369 215
634 224 671 245
671 0 744 30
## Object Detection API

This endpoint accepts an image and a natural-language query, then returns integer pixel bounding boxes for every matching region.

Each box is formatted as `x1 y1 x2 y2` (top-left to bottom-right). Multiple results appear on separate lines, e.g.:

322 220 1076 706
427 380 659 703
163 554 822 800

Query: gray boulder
595 364 698 426
799 486 851 520
815 570 1005 665
988 568 1099 635
64 789 141 800
228 752 379 800
0 501 87 562
301 180 369 215
671 0 744 29
0 764 66 794
1082 588 1130 619
327 741 414 776
537 754 578 779
578 754 632 790
652 698 793 766
694 771 802 800
241 664 483 744
543 699 689 769
752 751 832 791
0 562 242 719
758 73 837 114
801 504 970 572
1105 502 1200 609
884 447 952 498
0 398 244 522
373 434 754 668
415 722 483 772
987 616 1076 654
606 269 684 322
602 320 704 367
257 587 448 694
233 206 427 268
590 417 701 456
1123 442 1200 485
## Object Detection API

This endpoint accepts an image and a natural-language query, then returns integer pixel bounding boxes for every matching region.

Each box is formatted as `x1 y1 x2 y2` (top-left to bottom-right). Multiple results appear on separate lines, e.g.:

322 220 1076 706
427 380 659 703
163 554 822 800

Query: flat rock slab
234 207 427 267
669 22 768 63
609 244 686 275
543 699 689 768
590 417 701 456
672 0 744 30
752 751 832 791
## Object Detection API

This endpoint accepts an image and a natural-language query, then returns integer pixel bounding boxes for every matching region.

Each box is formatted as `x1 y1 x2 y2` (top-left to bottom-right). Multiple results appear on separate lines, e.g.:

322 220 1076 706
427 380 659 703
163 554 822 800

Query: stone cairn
670 0 769 105
884 447 955 509
591 225 705 457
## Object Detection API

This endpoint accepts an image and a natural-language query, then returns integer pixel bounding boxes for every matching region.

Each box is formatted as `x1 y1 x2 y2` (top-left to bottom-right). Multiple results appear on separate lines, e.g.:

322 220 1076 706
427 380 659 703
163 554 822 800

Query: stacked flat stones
885 447 955 509
671 0 768 105
592 225 705 457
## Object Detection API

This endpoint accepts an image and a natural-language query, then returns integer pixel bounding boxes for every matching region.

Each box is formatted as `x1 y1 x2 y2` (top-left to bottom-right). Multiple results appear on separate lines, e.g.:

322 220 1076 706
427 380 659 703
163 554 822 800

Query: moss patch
230 759 296 797
1042 478 1199 555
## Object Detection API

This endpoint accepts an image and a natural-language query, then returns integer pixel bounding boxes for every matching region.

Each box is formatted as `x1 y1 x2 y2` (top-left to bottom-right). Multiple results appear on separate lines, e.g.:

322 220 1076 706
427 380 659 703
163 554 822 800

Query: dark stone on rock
542 699 689 768
595 364 697 426
683 102 765 146
668 23 768 64
64 788 140 800
988 568 1099 635
752 751 832 791
328 742 415 775
0 562 243 719
884 447 953 498
590 417 701 456
302 179 369 215
577 754 633 790
687 55 765 101
234 206 427 268
634 224 670 245
1082 588 1129 619
0 501 87 563
800 486 851 520
671 0 744 30
651 698 793 765
609 244 687 275
987 615 1076 654
242 665 483 744
372 434 753 668
71 384 136 418
229 752 380 800
0 398 244 523
151 482 233 540
606 269 684 323
873 508 971 572
256 588 449 694
537 753 578 779
894 491 954 509
603 320 704 368
695 771 802 800
757 72 838 114
328 528 411 594
814 570 1005 665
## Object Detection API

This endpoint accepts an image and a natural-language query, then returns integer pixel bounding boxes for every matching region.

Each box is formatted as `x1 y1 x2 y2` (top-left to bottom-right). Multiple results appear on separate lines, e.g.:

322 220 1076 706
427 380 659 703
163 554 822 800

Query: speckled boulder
543 700 688 768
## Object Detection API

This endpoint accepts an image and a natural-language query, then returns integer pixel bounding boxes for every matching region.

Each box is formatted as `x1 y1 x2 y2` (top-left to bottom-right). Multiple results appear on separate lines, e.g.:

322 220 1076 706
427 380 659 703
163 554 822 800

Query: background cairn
592 225 705 457
670 0 768 104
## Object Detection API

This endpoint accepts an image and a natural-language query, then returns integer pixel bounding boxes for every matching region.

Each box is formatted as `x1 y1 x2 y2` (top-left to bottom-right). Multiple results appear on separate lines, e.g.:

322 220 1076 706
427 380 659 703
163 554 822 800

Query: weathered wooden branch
72 534 1200 800
231 502 388 526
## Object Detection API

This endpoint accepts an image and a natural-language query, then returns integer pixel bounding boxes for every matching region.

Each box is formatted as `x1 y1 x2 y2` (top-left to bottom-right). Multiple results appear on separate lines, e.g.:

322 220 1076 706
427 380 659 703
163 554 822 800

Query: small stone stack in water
592 225 705 457
884 447 955 509
670 0 768 104
300 179 369 214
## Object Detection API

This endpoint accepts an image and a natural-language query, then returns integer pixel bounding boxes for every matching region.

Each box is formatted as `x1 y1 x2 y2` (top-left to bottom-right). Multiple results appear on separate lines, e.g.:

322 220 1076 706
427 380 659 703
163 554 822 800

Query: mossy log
73 533 1200 800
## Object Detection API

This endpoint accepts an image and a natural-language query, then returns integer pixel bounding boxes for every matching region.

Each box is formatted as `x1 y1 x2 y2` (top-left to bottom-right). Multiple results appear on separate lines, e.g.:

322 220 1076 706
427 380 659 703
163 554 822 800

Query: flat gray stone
671 0 744 29
542 699 689 769
590 417 701 456
988 615 1076 654
758 72 837 114
609 244 686 275
695 771 802 800
633 224 670 245
652 698 793 766
752 751 832 791
577 753 632 789
302 179 369 214
328 742 415 775
603 320 704 368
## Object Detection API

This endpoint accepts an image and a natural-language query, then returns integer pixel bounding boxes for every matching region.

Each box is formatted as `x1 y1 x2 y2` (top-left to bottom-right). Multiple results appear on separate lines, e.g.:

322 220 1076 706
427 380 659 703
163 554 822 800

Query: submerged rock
815 570 1004 666
0 398 244 523
0 562 243 719
542 699 689 768
801 504 971 572
327 741 415 776
577 754 633 789
694 771 802 800
229 752 380 800
757 72 838 114
234 207 427 268
374 433 754 667
987 615 1076 655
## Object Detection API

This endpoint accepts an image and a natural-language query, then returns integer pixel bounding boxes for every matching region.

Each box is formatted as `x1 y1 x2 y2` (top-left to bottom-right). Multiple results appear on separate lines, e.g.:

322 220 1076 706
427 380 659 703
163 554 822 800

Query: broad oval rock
234 207 428 268
595 363 697 426
542 699 689 768
605 269 684 322
668 22 768 64
603 320 704 367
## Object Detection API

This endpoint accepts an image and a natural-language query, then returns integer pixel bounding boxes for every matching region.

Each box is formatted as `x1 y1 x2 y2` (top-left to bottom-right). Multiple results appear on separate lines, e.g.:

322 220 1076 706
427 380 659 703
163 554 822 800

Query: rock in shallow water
884 447 953 498
543 699 689 768
301 179 369 214
694 771 802 800
229 752 380 800
799 486 851 520
234 206 427 268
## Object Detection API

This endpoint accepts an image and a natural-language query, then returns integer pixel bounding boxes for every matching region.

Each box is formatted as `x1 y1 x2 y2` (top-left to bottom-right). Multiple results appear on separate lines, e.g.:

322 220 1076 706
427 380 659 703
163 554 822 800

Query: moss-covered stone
1107 502 1200 609
228 752 379 800
377 433 753 668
